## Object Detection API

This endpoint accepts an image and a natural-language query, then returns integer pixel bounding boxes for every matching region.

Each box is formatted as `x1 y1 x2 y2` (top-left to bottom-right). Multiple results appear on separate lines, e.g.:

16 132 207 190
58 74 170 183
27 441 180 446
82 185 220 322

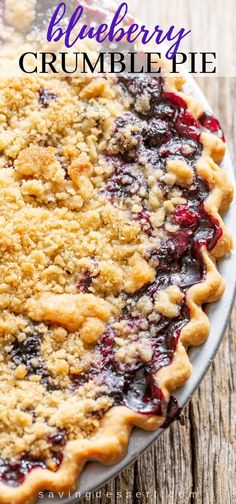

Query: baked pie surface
0 71 233 503
0 5 234 500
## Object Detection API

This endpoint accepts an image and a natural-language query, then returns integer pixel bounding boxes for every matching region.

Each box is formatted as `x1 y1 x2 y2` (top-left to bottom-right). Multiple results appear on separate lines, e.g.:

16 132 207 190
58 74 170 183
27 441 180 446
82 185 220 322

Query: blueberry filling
76 259 99 293
104 77 203 202
76 270 98 293
38 88 58 108
199 112 225 142
10 328 57 390
132 210 153 235
119 75 164 111
74 299 189 417
0 457 47 487
94 77 223 416
0 429 65 487
161 396 184 428
0 453 62 488
81 0 112 23
47 431 66 449
104 157 146 200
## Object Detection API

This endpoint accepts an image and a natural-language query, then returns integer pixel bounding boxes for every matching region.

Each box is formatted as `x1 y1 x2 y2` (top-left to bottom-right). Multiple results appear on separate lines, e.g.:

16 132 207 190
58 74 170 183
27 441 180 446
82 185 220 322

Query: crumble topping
27 293 111 334
0 75 180 463
0 72 225 484
4 0 36 33
154 285 184 318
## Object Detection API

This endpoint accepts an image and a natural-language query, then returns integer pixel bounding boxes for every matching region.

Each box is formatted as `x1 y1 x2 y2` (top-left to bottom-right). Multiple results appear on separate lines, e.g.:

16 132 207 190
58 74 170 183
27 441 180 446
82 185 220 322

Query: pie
0 3 234 504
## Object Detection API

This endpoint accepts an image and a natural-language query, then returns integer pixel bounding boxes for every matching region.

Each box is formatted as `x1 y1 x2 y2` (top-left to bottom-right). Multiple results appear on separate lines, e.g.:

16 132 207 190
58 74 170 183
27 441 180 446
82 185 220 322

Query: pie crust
0 3 234 504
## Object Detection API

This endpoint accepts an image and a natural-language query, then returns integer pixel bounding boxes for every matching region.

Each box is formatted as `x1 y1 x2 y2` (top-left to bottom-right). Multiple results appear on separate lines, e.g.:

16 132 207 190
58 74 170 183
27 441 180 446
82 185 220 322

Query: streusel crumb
0 75 181 462
0 71 216 470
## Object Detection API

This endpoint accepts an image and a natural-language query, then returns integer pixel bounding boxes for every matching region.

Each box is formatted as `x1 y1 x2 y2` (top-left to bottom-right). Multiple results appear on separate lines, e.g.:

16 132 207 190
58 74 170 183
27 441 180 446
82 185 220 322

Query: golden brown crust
0 72 233 504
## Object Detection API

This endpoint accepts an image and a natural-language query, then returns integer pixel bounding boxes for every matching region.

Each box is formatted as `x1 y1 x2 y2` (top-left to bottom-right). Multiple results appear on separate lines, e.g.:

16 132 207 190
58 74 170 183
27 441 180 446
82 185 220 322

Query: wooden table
80 3 236 503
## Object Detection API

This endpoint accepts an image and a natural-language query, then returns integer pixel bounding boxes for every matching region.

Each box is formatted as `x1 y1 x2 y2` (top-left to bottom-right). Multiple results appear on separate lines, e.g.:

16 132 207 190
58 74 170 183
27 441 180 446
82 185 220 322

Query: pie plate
36 70 236 504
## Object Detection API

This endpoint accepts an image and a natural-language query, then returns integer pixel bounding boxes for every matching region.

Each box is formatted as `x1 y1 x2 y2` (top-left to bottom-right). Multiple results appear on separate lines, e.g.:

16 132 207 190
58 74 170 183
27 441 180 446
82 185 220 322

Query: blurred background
129 0 236 77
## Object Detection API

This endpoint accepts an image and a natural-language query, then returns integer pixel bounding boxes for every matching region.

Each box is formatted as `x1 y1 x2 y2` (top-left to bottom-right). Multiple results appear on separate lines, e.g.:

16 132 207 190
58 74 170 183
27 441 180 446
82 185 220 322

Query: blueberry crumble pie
0 8 234 504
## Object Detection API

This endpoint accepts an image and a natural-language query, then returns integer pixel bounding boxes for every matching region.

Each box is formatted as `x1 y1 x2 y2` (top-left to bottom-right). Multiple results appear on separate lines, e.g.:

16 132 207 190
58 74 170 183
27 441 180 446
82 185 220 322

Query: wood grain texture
79 4 236 503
